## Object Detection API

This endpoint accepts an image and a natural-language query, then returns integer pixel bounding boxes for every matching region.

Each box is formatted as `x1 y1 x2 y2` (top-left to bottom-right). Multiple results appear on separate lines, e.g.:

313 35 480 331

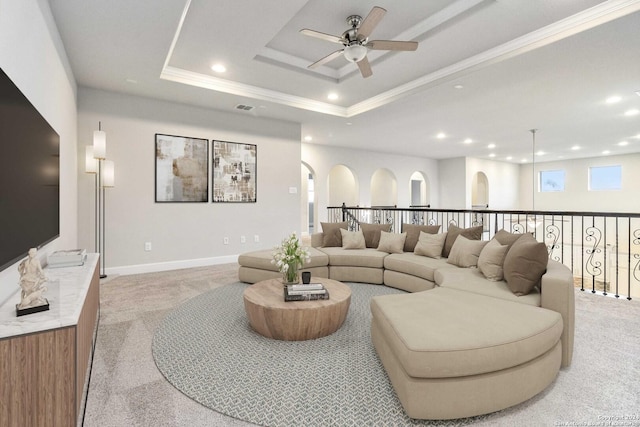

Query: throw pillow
446 236 488 268
401 223 441 252
442 224 484 258
477 238 510 281
494 229 527 252
377 231 407 254
340 229 366 249
359 223 392 248
503 234 548 296
414 231 447 258
320 222 347 247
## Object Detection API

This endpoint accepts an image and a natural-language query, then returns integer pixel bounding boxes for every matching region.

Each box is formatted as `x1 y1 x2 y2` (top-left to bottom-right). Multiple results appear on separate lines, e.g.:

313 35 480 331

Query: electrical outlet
223 237 229 245
240 235 246 244
254 235 260 243
144 242 152 251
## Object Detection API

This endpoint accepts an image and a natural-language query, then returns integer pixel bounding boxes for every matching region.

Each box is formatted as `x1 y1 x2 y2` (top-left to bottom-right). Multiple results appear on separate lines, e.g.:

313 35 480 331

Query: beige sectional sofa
237 223 575 420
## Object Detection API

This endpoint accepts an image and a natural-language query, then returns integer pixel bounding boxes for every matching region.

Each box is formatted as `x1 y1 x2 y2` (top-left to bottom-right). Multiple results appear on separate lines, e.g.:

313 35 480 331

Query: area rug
152 282 492 427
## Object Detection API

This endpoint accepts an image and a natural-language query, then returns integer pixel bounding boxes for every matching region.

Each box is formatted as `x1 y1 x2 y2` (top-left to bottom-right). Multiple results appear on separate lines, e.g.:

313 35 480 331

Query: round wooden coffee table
243 277 351 341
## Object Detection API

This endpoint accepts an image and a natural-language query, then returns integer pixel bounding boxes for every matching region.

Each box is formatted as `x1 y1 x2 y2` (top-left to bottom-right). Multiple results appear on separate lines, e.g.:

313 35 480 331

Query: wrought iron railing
327 204 640 300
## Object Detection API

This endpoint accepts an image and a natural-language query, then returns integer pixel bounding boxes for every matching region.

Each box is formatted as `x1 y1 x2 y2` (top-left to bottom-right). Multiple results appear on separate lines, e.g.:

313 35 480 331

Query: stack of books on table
47 249 87 268
284 283 330 302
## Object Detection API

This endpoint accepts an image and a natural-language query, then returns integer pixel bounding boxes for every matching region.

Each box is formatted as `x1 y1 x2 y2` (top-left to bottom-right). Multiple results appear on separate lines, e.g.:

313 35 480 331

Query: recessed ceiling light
506 156 513 160
346 122 352 126
521 158 528 163
327 92 339 100
625 109 639 116
571 145 580 150
489 153 496 158
436 132 446 139
487 143 496 149
463 138 472 144
211 64 226 73
606 95 621 104
453 84 464 89
602 150 611 154
536 151 545 156
636 134 640 139
618 141 629 146
125 78 138 84
304 136 312 142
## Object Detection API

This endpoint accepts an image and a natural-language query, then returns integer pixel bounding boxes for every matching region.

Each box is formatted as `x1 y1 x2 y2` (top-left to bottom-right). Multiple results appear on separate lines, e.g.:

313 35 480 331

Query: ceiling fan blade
366 40 418 51
308 50 344 69
300 29 343 45
358 6 386 38
357 56 373 78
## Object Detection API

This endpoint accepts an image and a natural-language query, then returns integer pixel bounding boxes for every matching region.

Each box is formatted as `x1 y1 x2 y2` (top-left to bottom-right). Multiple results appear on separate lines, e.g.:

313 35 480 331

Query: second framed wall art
212 140 257 203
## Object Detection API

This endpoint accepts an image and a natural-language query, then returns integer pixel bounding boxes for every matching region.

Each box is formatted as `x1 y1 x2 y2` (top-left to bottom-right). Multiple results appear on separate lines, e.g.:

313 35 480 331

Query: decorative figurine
16 248 49 316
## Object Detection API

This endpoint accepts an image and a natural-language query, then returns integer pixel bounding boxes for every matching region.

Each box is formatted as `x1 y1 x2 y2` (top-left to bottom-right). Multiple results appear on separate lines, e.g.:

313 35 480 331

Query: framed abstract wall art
212 140 257 203
155 134 209 202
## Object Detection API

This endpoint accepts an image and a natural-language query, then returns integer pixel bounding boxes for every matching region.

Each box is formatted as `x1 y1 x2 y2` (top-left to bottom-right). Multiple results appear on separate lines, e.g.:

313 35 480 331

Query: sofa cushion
384 253 453 282
446 236 487 268
340 229 366 249
402 223 441 252
477 238 509 281
320 222 347 247
377 231 406 254
370 287 561 378
503 234 549 296
360 223 392 248
238 247 329 271
442 225 483 258
318 247 388 268
435 267 541 307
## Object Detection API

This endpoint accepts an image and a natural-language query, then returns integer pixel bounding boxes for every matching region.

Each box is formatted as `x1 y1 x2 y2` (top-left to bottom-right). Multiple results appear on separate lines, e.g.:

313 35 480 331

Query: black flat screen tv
0 67 60 272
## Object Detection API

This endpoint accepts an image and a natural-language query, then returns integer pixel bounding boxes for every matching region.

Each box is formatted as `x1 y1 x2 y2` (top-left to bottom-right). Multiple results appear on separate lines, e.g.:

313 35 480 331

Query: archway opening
371 168 397 207
471 171 489 208
328 164 358 207
409 171 430 207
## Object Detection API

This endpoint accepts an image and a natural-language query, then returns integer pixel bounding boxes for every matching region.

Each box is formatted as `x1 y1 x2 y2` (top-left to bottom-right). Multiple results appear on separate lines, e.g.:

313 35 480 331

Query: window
539 170 565 192
589 165 622 191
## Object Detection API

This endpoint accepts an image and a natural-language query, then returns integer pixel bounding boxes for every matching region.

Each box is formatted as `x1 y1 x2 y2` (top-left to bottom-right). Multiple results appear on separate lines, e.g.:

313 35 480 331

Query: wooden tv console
0 254 100 427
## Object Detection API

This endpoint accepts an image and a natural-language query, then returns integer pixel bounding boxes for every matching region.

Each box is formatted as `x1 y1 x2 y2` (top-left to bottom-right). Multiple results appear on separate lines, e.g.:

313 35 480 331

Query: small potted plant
272 232 310 285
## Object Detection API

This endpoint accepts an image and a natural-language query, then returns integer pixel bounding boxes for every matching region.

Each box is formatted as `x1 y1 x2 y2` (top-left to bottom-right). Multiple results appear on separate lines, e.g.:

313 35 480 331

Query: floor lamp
92 122 114 279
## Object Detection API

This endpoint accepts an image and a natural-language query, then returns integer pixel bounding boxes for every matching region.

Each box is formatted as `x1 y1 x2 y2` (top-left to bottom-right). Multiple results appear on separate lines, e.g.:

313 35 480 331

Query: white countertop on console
0 254 99 339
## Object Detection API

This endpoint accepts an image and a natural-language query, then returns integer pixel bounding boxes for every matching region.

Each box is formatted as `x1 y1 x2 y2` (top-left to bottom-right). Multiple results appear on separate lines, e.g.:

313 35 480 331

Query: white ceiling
49 0 640 163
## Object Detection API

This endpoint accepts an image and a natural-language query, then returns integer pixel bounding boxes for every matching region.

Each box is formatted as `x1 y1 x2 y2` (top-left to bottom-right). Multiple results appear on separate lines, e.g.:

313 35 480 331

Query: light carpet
152 282 480 426
83 264 640 427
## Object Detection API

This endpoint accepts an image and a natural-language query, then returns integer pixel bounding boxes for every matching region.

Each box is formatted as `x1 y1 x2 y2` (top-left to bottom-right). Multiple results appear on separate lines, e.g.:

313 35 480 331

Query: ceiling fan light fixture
343 44 367 63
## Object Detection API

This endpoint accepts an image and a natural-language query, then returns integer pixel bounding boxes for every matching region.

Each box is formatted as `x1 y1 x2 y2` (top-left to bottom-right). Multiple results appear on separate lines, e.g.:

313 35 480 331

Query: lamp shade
85 145 97 173
102 160 115 187
93 130 106 159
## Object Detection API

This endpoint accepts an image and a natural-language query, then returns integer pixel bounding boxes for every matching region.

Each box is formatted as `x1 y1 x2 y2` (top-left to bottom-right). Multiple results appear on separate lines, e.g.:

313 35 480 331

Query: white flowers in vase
272 232 311 284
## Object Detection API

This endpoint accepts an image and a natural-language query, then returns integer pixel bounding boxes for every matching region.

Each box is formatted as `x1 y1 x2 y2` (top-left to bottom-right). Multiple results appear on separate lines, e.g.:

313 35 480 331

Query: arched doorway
328 164 358 207
301 162 316 236
371 168 397 207
471 171 489 208
409 171 430 207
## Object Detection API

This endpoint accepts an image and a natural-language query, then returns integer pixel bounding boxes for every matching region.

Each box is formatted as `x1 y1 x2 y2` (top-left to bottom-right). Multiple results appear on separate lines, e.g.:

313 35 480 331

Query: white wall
438 158 467 209
0 0 78 305
302 143 439 228
520 153 640 213
77 88 301 275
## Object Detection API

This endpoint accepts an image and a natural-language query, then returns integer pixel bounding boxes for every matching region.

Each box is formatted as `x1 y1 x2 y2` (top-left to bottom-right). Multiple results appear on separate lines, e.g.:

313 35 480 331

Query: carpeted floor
83 264 640 427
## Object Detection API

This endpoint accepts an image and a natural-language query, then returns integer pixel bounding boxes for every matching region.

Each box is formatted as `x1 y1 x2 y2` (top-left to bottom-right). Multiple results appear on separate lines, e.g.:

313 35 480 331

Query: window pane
589 165 622 191
539 170 565 192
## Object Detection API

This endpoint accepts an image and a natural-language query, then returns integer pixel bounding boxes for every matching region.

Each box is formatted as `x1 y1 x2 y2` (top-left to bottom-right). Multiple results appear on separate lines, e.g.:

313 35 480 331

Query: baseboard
106 255 239 276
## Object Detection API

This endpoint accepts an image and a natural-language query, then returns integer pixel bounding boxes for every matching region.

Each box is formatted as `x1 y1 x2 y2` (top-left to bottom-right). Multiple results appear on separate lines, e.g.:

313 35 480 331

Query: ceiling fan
300 6 418 78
